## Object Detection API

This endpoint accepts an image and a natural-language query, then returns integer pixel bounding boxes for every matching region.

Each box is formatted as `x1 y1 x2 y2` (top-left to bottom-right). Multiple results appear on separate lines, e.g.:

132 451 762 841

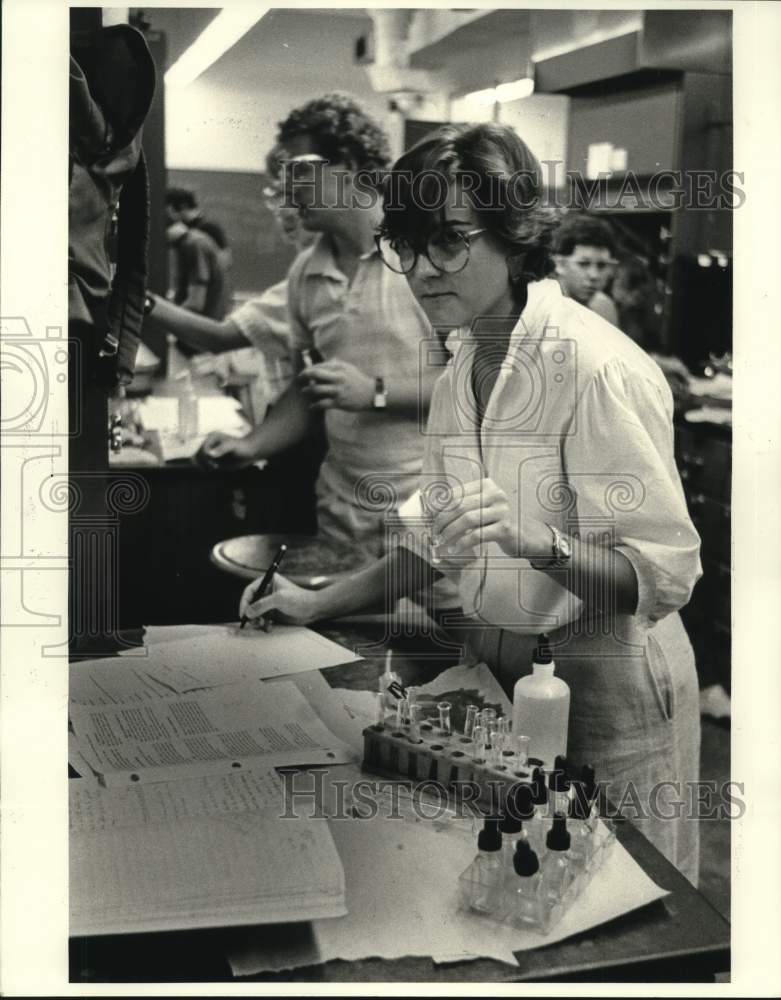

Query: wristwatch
530 523 572 569
373 376 387 410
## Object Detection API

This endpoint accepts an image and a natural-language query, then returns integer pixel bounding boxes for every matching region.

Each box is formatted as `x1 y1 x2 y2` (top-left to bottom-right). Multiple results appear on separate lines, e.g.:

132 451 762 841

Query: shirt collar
304 233 380 281
442 280 562 354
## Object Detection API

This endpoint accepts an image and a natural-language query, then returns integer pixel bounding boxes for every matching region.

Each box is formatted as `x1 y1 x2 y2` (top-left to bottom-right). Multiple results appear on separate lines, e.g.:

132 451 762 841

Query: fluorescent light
495 77 535 102
165 7 268 88
463 87 498 108
463 76 535 108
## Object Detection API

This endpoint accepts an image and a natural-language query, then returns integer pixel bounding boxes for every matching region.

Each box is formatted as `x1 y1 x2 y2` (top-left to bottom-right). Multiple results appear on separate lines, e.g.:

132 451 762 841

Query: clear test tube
481 708 496 733
489 724 504 757
395 697 409 732
464 705 479 739
472 724 487 764
514 734 531 770
374 691 386 727
408 702 423 743
438 701 452 738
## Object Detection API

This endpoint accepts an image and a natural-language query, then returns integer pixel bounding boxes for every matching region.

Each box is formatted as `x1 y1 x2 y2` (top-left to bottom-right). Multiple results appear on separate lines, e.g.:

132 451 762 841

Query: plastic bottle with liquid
511 635 570 771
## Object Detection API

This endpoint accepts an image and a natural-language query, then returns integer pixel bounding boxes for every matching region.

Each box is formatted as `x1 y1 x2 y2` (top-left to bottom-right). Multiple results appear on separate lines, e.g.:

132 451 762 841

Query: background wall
159 9 389 172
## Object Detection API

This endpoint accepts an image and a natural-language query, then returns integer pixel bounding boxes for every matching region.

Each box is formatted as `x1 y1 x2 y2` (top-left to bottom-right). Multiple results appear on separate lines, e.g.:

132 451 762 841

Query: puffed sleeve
562 358 702 625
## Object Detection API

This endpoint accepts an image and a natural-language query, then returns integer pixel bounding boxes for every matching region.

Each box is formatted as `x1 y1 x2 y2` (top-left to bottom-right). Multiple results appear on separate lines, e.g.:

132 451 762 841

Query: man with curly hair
198 94 443 558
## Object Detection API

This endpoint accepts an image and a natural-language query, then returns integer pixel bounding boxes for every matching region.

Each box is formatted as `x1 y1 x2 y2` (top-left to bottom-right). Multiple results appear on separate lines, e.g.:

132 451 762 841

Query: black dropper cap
499 811 523 836
512 839 540 878
549 768 570 793
508 782 535 822
546 813 571 852
554 754 570 774
530 767 548 806
477 817 502 852
534 633 553 664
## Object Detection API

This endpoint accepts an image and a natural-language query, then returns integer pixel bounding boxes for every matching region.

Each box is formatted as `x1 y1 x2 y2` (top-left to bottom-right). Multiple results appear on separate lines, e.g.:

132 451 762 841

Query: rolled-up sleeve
563 359 702 625
231 280 292 356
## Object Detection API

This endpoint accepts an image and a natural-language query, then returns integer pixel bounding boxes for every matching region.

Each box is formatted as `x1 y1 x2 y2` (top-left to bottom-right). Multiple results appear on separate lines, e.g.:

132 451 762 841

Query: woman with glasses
241 123 703 885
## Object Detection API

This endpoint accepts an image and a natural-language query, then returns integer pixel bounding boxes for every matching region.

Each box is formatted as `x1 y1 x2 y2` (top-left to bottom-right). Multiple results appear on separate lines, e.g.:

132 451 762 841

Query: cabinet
675 420 731 690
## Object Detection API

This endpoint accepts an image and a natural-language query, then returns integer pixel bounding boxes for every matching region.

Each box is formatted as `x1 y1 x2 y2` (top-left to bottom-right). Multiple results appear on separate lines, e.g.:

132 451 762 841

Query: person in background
196 93 445 559
165 188 230 322
145 155 314 404
552 214 620 325
165 186 230 257
241 122 703 886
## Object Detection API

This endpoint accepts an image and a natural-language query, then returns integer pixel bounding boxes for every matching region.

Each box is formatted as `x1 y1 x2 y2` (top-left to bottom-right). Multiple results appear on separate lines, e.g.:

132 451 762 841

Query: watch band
530 523 571 570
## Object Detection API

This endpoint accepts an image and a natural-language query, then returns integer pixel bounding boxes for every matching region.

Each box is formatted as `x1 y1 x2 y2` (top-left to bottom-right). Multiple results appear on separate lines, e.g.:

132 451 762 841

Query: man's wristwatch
530 523 572 569
373 376 387 410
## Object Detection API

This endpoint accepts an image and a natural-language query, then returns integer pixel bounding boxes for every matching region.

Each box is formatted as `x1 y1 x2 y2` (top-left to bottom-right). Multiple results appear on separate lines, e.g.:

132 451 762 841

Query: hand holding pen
239 544 287 631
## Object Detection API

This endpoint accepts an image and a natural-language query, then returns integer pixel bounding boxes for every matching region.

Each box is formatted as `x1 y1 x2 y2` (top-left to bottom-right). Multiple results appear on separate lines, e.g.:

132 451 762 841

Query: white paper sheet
119 624 362 687
70 768 346 936
69 679 354 786
227 809 667 975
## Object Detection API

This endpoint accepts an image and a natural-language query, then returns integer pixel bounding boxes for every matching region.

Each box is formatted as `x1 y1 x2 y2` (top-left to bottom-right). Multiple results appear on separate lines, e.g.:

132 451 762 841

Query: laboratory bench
69 619 730 984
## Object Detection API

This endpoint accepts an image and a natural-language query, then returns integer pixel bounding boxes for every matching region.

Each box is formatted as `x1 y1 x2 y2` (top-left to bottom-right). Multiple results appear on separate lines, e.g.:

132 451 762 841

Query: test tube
374 691 386 727
481 708 497 732
472 724 487 764
408 702 422 743
396 697 409 732
464 705 479 739
514 734 530 770
438 701 452 738
489 724 504 756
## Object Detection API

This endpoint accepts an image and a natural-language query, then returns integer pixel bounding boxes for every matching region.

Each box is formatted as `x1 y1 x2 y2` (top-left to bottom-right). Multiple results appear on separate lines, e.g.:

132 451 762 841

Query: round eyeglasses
376 228 488 275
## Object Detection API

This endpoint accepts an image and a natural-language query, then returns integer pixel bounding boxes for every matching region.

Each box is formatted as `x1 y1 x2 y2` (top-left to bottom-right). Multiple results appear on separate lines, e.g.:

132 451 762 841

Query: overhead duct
363 10 442 97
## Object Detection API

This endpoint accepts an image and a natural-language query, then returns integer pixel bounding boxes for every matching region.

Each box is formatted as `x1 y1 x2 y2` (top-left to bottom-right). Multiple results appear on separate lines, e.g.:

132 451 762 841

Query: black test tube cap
513 839 540 878
531 767 548 805
499 812 523 836
546 813 571 852
478 817 502 852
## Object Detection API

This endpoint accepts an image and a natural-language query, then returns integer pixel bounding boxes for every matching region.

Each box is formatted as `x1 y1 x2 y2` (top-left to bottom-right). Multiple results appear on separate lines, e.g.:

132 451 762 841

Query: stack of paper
70 768 346 936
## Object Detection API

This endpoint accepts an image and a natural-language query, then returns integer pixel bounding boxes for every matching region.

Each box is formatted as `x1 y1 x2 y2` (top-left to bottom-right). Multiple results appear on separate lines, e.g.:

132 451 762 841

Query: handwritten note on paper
69 679 355 786
70 768 347 936
118 624 362 687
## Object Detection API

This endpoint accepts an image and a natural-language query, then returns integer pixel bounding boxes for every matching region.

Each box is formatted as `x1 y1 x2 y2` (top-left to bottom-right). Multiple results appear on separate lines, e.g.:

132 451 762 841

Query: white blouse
408 278 702 634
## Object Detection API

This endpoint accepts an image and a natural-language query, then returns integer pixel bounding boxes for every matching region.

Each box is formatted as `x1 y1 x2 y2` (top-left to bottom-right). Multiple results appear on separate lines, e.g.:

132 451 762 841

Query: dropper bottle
542 813 572 897
467 818 504 915
510 839 543 927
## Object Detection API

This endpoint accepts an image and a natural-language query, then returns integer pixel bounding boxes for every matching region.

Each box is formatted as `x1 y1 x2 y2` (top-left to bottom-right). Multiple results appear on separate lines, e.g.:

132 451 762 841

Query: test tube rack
457 816 617 935
362 721 535 810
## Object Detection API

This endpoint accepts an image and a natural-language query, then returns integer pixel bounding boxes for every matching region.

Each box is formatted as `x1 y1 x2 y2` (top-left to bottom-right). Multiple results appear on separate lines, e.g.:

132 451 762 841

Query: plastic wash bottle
511 634 570 771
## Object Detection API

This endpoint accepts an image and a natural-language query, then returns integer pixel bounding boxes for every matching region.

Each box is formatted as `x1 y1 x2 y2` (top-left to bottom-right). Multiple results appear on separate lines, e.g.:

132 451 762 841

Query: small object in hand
239 543 287 630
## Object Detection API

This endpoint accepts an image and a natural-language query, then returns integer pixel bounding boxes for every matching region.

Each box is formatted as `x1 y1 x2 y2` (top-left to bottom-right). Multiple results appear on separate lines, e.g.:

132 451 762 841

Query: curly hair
552 214 617 257
277 93 391 172
379 123 560 288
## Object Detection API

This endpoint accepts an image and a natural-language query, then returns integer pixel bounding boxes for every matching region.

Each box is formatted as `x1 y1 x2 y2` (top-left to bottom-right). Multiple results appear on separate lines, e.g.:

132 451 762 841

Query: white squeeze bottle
512 634 570 770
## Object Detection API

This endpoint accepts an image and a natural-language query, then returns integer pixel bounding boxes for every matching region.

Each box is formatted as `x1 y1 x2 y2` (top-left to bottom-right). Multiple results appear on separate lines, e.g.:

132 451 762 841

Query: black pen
239 544 287 630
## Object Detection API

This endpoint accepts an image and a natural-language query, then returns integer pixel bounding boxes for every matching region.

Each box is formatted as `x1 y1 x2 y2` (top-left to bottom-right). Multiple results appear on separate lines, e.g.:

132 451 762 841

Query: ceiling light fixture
165 7 268 88
463 75 535 108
